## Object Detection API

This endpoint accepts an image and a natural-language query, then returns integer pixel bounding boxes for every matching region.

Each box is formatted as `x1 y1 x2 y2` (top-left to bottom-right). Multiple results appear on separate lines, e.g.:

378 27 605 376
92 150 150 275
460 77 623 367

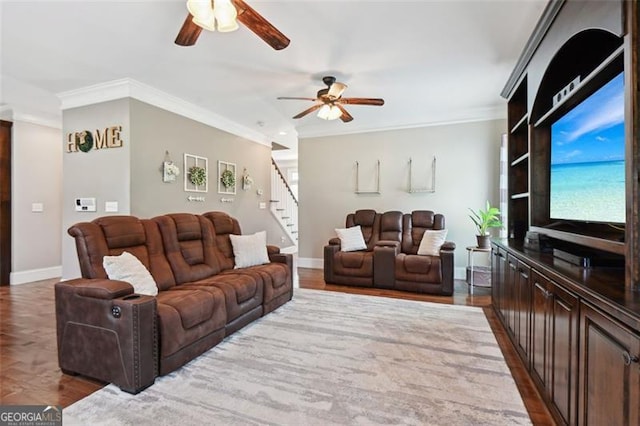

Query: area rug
63 289 531 425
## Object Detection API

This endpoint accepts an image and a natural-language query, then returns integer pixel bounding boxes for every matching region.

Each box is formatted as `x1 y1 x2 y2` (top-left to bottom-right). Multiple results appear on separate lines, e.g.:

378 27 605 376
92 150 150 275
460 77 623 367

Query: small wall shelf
408 156 436 193
355 160 381 194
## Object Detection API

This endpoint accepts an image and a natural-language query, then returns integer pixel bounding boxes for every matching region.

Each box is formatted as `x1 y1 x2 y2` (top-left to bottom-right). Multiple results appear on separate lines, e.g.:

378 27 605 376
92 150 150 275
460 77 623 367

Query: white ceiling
0 0 546 149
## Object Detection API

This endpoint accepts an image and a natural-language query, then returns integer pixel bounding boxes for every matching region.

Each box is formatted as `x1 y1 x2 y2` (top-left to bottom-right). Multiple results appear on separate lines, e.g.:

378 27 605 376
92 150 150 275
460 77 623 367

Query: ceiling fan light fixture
187 0 212 21
328 82 347 99
213 0 239 32
193 13 217 31
317 104 342 120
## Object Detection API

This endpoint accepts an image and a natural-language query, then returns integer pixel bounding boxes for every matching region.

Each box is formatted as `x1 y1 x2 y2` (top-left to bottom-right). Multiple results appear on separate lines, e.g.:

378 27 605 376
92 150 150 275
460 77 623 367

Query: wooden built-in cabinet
579 302 640 426
492 240 640 426
530 270 579 425
496 1 640 422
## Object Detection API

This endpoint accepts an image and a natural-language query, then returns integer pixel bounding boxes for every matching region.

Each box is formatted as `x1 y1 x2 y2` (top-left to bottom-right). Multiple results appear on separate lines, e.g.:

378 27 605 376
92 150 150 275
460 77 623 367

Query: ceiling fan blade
336 104 354 122
232 0 290 50
293 104 322 119
340 98 385 106
277 97 318 101
175 14 203 46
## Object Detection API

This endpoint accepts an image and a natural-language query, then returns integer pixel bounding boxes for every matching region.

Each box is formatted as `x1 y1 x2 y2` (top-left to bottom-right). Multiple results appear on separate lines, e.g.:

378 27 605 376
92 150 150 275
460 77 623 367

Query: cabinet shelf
510 113 529 134
534 45 624 127
511 192 529 200
511 153 529 167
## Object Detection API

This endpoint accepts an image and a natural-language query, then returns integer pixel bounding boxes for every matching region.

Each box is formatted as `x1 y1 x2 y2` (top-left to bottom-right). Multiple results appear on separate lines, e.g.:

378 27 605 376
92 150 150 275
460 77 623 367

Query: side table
466 246 491 295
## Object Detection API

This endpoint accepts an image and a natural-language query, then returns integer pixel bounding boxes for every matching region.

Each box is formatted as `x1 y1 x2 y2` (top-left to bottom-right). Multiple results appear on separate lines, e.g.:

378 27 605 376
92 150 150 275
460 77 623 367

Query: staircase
270 158 298 246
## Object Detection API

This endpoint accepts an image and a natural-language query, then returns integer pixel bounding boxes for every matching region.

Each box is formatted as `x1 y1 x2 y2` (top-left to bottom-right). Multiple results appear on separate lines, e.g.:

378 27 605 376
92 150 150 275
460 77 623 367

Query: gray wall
298 119 506 272
11 120 62 283
61 98 288 279
62 99 131 279
129 99 288 244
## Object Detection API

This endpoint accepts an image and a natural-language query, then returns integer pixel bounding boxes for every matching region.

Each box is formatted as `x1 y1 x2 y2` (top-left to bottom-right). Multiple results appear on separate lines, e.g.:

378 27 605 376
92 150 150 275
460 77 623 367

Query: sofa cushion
103 251 158 296
155 288 226 358
191 273 264 323
202 211 241 271
335 226 367 252
417 229 448 256
395 254 443 283
68 216 177 290
154 214 222 284
229 231 270 268
346 210 380 250
333 251 374 277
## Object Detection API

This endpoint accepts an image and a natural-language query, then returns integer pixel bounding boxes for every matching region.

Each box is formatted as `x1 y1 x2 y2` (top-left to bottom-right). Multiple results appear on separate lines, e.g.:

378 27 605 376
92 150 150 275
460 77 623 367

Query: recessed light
278 131 287 135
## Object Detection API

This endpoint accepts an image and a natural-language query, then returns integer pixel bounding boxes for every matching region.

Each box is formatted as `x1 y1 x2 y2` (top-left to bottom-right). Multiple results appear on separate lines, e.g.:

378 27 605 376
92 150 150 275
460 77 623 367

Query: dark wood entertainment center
494 1 640 424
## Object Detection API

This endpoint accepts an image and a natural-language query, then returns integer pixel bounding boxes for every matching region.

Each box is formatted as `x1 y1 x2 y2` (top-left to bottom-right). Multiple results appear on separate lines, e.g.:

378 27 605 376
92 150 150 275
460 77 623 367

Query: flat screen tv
550 71 625 224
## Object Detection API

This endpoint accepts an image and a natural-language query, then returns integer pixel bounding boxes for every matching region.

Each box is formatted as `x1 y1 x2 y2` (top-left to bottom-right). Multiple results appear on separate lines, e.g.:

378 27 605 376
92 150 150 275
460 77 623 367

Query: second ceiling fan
278 76 385 122
175 0 289 50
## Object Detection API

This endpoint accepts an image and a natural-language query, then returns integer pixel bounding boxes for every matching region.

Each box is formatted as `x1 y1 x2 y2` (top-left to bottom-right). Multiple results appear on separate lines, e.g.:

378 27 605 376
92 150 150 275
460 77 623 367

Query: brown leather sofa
324 210 455 295
56 212 293 394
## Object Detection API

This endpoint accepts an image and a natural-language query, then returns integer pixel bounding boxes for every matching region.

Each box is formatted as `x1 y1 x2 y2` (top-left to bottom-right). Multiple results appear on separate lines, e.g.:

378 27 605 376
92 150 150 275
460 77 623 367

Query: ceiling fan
175 0 290 50
277 76 385 122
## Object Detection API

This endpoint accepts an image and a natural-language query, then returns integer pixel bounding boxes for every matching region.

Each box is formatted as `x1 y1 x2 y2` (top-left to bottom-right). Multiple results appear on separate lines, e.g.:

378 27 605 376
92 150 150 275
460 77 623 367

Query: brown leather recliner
325 210 456 295
58 212 293 394
323 209 380 287
395 211 455 295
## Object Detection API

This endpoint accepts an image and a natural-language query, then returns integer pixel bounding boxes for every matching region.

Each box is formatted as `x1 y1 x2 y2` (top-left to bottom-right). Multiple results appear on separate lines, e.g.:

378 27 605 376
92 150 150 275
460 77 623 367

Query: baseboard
298 257 323 269
10 265 62 285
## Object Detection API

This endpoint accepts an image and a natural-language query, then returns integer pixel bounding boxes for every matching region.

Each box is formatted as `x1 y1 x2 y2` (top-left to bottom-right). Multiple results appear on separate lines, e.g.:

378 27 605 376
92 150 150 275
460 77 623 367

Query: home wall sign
66 125 123 153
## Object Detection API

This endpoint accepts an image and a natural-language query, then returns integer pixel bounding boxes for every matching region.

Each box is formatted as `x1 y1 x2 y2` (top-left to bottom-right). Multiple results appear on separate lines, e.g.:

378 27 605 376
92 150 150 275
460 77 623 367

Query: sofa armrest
376 240 400 249
58 278 134 300
267 245 280 255
441 241 456 251
269 252 293 270
55 280 157 393
373 243 398 289
323 244 340 283
439 243 456 296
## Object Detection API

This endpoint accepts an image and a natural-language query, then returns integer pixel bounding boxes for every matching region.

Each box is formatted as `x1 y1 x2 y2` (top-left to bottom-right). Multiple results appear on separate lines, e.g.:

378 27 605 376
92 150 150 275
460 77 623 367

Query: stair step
270 200 280 203
281 216 290 219
286 224 294 227
276 208 285 212
291 231 298 234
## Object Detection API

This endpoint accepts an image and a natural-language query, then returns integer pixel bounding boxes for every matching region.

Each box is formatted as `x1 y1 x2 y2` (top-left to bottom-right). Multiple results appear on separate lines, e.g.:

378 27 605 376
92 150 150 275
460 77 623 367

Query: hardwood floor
0 269 555 425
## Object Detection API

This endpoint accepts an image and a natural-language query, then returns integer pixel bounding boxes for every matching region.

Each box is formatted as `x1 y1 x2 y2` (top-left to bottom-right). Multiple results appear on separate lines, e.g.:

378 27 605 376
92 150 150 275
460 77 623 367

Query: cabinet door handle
622 351 639 366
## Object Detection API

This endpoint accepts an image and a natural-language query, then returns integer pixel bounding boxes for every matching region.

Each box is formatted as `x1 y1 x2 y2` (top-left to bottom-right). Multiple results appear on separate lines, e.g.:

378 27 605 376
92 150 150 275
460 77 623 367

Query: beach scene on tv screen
550 72 625 224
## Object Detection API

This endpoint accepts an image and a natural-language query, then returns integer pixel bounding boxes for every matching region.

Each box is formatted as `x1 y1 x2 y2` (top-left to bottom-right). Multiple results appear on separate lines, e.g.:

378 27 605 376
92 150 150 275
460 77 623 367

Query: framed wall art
218 161 236 195
184 153 208 193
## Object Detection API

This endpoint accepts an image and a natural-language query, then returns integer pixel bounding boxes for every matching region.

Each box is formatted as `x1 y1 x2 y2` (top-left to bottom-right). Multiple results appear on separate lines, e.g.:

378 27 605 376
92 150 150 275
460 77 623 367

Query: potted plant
469 201 503 248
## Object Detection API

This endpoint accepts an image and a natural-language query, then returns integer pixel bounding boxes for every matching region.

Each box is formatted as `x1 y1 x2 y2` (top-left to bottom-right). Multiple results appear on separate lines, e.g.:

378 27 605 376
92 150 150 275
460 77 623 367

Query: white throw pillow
417 229 448 256
335 226 367 252
229 231 270 269
103 251 158 296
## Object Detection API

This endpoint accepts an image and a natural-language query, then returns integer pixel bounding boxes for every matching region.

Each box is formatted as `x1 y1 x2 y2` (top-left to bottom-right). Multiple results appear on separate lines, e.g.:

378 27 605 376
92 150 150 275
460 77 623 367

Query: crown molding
0 105 62 129
57 78 271 146
297 105 507 139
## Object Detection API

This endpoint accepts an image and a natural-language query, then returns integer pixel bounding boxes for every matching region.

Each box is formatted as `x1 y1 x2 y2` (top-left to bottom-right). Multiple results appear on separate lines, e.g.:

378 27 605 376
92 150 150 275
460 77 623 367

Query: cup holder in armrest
123 294 141 300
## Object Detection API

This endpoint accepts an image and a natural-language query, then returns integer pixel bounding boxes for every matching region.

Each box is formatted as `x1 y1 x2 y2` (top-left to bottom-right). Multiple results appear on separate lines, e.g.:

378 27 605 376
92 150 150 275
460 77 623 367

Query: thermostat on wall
75 198 96 212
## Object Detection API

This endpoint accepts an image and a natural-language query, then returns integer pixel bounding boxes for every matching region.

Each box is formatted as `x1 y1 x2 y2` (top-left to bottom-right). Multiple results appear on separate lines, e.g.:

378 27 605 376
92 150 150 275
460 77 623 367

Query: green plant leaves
469 201 503 235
